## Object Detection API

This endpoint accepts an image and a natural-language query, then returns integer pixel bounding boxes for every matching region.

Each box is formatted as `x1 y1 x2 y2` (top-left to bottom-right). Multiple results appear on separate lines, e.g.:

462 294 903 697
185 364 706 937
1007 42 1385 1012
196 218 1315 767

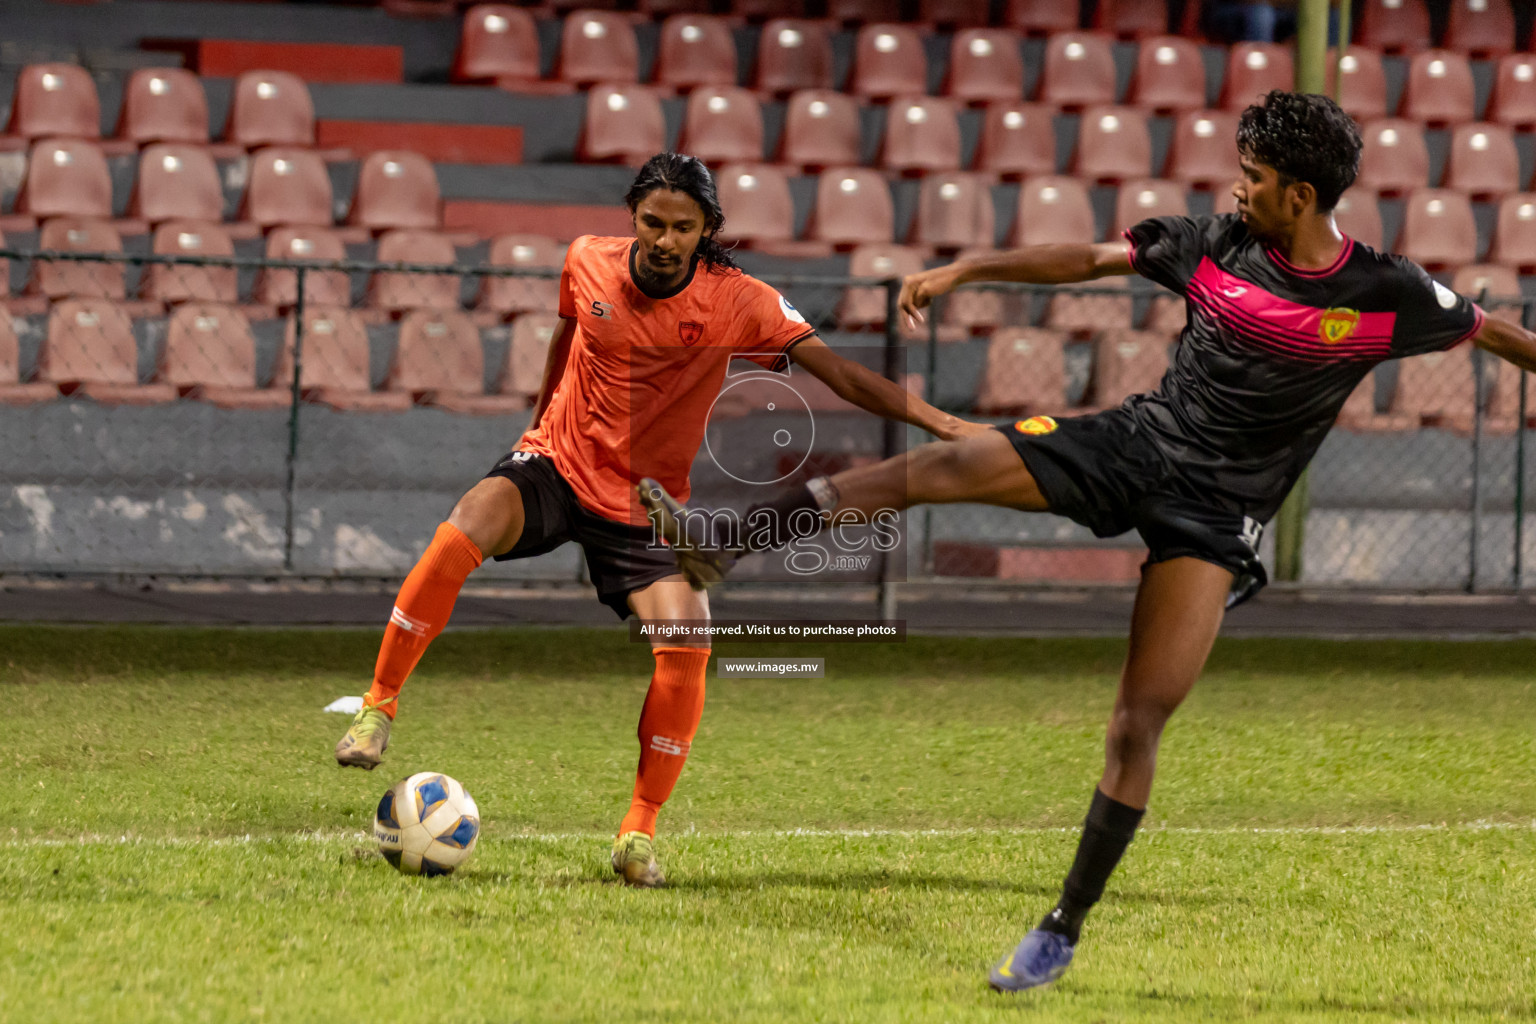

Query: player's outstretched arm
789 337 992 440
899 241 1135 330
1473 315 1536 374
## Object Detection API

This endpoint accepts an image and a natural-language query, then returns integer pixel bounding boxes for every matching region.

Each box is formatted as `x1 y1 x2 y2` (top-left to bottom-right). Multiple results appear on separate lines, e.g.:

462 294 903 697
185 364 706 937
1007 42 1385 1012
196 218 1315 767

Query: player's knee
449 481 523 557
1105 702 1172 763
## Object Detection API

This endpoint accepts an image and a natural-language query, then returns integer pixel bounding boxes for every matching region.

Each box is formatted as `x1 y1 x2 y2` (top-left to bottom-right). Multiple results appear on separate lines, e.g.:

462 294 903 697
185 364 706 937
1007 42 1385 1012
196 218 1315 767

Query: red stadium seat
1164 110 1239 189
347 151 442 231
1323 47 1388 122
976 328 1070 414
1486 55 1536 129
1396 189 1478 268
1093 0 1168 39
1004 0 1078 35
1220 44 1292 111
1044 274 1131 332
1333 188 1383 250
1013 175 1096 244
1356 119 1429 196
239 148 334 230
754 20 834 95
1143 292 1185 335
828 0 901 23
1399 51 1475 126
559 11 640 86
1489 193 1536 270
1356 0 1431 54
680 87 764 165
115 68 209 146
945 30 1026 104
368 229 460 312
226 71 315 148
941 245 1012 334
143 222 238 306
1444 0 1516 58
6 64 99 141
1089 329 1169 408
920 0 990 29
911 172 995 250
973 101 1056 179
717 164 798 248
1128 36 1207 113
29 218 125 300
779 90 860 171
1453 262 1522 305
1335 372 1418 431
38 298 176 404
655 15 738 91
273 306 411 412
255 227 351 309
476 234 563 319
453 5 543 88
499 312 561 403
159 303 290 409
882 96 962 175
130 144 223 226
1074 106 1152 183
839 244 926 329
1113 179 1187 235
388 309 521 414
578 84 666 167
808 168 894 247
1392 345 1477 432
0 308 57 404
641 0 714 16
1443 123 1520 198
1037 33 1117 109
732 0 808 18
851 24 928 100
15 138 112 223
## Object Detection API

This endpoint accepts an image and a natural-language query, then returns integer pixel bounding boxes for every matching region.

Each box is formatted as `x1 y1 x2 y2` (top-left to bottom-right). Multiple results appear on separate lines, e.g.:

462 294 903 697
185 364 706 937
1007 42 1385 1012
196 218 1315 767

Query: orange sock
619 646 711 837
365 522 483 718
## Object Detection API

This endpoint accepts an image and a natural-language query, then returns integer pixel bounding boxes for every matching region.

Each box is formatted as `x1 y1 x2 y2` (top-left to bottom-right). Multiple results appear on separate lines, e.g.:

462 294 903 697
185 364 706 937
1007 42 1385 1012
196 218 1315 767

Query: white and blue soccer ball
374 772 480 877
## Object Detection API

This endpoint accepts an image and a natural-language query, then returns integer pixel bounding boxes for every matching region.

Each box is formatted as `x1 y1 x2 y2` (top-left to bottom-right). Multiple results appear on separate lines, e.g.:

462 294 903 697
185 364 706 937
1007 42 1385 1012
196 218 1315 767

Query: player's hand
933 417 995 441
898 265 963 331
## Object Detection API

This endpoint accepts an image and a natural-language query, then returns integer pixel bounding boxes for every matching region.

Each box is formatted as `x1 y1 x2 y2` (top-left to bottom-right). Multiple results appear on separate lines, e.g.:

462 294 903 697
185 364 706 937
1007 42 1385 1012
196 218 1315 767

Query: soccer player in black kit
640 90 1536 990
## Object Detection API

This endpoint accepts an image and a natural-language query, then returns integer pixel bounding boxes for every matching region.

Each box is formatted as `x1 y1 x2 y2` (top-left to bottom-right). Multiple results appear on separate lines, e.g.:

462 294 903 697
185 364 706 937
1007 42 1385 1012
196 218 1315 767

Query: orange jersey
519 236 816 524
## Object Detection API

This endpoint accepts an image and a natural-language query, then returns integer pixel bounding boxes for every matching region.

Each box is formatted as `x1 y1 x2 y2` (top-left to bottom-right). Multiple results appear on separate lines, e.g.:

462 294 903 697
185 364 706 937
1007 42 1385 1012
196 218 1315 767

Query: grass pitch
3 625 1535 1023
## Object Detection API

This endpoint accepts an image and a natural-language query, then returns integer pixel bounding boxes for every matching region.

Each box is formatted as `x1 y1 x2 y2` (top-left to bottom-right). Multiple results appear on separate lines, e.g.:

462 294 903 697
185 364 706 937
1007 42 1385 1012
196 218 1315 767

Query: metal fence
0 244 1527 593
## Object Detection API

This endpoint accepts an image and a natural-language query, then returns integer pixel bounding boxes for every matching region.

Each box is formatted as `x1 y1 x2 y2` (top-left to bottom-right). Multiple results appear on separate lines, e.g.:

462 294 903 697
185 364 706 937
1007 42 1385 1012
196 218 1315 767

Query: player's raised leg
990 556 1231 992
334 477 526 769
609 576 712 886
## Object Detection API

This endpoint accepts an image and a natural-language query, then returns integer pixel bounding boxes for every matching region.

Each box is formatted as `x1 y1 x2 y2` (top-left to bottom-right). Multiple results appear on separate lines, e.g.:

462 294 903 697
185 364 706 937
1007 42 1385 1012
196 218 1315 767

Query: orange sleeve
730 276 818 372
557 236 588 319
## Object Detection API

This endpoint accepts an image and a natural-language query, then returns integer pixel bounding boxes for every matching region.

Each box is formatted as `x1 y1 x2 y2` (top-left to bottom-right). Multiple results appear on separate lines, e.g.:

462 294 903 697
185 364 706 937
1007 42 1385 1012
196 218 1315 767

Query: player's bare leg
991 557 1232 992
335 477 526 769
610 576 712 886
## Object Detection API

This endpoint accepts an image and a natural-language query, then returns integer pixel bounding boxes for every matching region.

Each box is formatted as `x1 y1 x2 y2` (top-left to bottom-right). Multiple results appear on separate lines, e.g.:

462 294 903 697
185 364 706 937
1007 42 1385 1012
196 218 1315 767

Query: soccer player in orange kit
334 153 987 885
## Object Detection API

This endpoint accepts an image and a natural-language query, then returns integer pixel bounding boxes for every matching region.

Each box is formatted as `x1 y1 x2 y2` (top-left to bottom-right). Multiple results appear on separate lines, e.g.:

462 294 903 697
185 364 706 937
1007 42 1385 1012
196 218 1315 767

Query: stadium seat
114 68 211 147
973 101 1056 179
226 71 315 148
1037 33 1117 109
130 144 224 226
1490 194 1536 270
1164 110 1240 189
1335 371 1418 431
1004 0 1078 36
476 234 564 320
732 0 808 18
754 20 834 95
1399 51 1475 126
1143 292 1185 334
1392 344 1477 432
1324 47 1388 122
717 164 798 248
239 148 334 230
1396 189 1478 268
1333 188 1384 249
940 245 1014 334
828 0 902 24
1444 0 1515 58
1012 175 1096 244
975 327 1069 414
453 5 544 89
1453 263 1522 308
158 303 290 409
1220 44 1292 111
254 227 352 308
28 218 125 301
1074 106 1153 183
882 96 962 175
838 244 926 329
347 151 442 231
911 172 995 250
1356 119 1429 195
1128 36 1207 113
1094 0 1168 39
1113 179 1188 235
5 64 99 141
558 11 640 86
1044 274 1132 332
680 87 764 165
1089 329 1169 408
499 312 561 402
368 229 460 312
779 90 860 171
578 84 666 167
944 30 1026 104
1355 0 1431 54
1443 123 1520 198
388 309 522 414
655 15 738 91
38 298 176 404
1486 55 1536 128
0 308 57 404
142 222 238 307
641 0 714 14
919 0 990 29
272 306 410 411
13 139 113 225
808 168 895 247
850 24 928 100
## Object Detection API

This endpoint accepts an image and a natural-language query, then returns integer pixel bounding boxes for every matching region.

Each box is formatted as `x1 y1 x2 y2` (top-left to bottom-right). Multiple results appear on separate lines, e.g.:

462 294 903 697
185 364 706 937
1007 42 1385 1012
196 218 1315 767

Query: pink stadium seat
1074 106 1153 183
920 0 990 28
1356 0 1431 54
1013 176 1096 245
239 148 334 230
1356 119 1429 196
159 303 290 409
453 5 543 88
882 96 962 175
808 168 894 248
1004 0 1078 35
1044 274 1131 332
973 101 1056 179
641 0 714 16
911 172 995 250
558 11 640 85
476 234 564 320
115 68 209 146
347 151 442 231
680 87 764 165
754 20 834 95
1220 44 1292 111
388 309 521 414
1164 110 1240 189
655 15 738 91
838 244 926 329
1113 179 1188 235
1489 193 1536 270
1128 36 1207 113
226 71 315 148
38 298 176 404
1444 0 1516 58
828 0 902 23
851 24 928 100
143 222 238 306
779 90 860 171
941 245 1012 334
255 227 350 309
717 164 798 248
130 144 223 226
272 306 410 412
1486 55 1536 128
1392 345 1477 433
1453 263 1522 306
1090 329 1169 408
15 138 112 223
945 30 1025 104
0 307 56 404
578 84 666 167
1335 372 1418 431
1399 51 1475 126
6 64 99 141
1333 188 1383 250
976 327 1070 414
1443 123 1520 198
1396 189 1478 269
368 229 460 312
29 218 125 301
1093 0 1168 39
499 312 561 403
1143 292 1185 334
1324 47 1388 122
1037 33 1117 109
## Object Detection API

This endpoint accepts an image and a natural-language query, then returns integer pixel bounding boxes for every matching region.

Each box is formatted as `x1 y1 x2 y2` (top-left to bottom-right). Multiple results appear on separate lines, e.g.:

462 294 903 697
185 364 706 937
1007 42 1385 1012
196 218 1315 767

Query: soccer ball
374 772 480 876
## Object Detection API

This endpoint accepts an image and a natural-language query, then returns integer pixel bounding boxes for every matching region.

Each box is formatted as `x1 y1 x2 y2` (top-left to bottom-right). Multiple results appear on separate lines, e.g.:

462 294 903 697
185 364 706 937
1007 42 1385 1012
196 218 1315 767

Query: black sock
738 478 838 553
1037 788 1145 945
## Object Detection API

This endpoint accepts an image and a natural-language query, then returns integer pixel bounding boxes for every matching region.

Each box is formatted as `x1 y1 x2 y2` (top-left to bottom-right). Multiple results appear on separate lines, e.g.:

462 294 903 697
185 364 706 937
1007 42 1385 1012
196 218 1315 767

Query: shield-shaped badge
1318 307 1360 345
679 321 705 346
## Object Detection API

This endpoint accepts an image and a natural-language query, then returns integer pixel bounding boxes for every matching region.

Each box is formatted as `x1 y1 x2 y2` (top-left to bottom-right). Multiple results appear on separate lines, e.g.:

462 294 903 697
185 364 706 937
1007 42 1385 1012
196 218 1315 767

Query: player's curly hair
1236 90 1362 212
625 153 740 274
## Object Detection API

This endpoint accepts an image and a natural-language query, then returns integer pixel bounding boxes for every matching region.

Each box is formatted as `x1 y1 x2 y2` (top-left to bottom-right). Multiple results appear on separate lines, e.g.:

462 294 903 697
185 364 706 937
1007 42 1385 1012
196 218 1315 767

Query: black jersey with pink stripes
1120 213 1484 522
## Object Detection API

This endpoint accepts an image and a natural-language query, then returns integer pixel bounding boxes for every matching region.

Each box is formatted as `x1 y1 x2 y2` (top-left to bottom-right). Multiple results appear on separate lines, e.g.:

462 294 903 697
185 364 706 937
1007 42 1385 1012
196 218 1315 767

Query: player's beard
636 247 688 291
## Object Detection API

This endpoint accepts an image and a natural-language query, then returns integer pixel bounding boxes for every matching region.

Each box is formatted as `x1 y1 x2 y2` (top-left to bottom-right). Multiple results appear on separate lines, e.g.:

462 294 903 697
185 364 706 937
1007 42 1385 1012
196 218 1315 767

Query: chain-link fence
0 243 1527 593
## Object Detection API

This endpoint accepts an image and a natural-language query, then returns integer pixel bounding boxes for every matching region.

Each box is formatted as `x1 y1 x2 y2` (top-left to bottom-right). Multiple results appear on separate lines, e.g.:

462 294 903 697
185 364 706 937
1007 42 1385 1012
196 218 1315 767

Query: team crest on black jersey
679 320 705 345
1318 307 1360 345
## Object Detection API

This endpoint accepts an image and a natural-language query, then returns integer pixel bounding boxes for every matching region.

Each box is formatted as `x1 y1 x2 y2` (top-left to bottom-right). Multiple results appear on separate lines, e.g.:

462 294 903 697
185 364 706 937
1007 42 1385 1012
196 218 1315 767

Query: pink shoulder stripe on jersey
1264 236 1354 278
1190 257 1395 346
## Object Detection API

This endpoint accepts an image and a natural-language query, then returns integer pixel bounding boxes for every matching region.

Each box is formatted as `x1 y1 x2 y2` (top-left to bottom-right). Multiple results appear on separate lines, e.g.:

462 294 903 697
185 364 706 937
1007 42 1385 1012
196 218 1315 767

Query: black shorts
1001 410 1268 607
483 450 677 619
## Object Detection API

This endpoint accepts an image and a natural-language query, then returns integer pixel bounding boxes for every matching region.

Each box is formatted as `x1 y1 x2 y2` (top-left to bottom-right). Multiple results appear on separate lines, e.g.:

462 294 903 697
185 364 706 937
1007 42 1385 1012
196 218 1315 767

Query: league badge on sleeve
779 295 806 324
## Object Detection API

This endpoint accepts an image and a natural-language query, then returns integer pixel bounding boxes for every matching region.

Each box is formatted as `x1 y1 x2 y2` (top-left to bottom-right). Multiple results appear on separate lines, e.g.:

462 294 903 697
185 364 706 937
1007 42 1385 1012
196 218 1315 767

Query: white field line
6 820 1536 848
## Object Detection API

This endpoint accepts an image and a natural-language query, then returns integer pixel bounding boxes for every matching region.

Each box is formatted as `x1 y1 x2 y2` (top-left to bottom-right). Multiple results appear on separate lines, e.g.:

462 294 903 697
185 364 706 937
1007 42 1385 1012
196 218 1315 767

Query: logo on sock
649 735 689 756
389 606 431 636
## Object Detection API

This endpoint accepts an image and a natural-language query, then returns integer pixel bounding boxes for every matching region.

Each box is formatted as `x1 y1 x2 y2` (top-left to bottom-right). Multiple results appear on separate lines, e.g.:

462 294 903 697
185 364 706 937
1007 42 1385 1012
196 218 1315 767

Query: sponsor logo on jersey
589 300 615 320
1014 415 1058 435
679 320 705 345
779 294 806 324
1318 307 1360 344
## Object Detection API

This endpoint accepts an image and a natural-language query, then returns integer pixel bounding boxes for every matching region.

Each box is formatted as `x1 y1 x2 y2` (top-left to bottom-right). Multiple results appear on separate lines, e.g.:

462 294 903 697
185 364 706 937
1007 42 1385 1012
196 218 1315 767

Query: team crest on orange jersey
1014 415 1058 435
679 321 705 345
1318 307 1360 344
